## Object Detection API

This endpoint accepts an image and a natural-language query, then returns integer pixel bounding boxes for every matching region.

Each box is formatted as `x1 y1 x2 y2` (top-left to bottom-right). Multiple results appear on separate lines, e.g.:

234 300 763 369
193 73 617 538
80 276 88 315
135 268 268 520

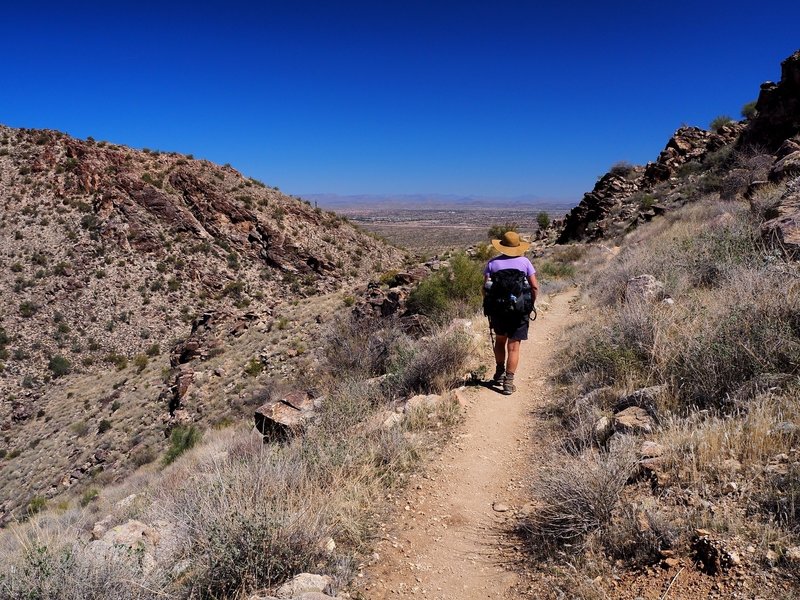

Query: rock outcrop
761 181 800 257
557 124 743 243
740 50 800 151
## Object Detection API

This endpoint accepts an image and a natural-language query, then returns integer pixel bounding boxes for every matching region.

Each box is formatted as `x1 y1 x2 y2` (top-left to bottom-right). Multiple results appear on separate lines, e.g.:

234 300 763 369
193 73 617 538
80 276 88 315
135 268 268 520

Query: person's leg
506 339 521 375
493 334 508 381
502 339 521 395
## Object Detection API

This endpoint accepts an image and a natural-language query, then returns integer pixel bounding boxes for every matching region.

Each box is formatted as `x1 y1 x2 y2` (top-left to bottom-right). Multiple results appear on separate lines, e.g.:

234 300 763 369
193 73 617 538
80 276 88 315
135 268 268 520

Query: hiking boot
502 375 516 395
492 365 505 385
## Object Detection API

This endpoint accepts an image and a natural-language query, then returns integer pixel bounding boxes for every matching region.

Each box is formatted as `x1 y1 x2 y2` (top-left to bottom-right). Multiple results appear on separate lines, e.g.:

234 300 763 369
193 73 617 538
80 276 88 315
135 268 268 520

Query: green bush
487 223 518 239
80 488 100 507
536 211 551 229
26 496 47 515
537 260 576 279
133 354 148 372
244 358 263 377
98 419 112 434
162 425 202 466
47 355 71 378
741 100 757 119
19 301 38 318
407 253 484 322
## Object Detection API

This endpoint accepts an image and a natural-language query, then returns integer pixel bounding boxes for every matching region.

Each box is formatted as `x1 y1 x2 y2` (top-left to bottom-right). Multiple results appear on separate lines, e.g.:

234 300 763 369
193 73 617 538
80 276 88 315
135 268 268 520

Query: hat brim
491 239 530 257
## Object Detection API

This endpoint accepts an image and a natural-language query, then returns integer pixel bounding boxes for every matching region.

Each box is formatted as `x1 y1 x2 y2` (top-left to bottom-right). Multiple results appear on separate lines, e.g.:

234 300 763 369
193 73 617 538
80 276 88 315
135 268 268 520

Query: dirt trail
357 290 579 599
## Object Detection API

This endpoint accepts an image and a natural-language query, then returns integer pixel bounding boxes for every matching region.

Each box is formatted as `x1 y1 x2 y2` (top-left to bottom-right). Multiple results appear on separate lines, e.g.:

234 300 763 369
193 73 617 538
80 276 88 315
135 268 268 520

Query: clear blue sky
2 1 798 200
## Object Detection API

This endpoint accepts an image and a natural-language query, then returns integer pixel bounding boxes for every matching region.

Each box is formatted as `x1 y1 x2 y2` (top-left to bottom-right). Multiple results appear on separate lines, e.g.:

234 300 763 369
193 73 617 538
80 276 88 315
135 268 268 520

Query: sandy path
357 290 578 599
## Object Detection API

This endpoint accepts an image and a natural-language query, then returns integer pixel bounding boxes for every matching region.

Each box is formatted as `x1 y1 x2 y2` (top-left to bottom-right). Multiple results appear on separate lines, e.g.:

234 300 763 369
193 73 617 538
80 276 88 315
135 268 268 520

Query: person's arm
529 274 539 303
482 273 490 297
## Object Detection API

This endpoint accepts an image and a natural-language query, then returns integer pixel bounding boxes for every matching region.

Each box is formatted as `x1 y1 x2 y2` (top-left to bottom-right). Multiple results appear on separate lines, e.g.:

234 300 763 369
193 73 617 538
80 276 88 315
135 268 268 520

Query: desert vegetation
0 297 476 598
522 159 800 593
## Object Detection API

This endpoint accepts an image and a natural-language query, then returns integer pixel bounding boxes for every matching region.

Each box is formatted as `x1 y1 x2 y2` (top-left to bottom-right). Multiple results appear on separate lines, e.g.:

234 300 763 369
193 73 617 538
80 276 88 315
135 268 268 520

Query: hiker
482 231 539 395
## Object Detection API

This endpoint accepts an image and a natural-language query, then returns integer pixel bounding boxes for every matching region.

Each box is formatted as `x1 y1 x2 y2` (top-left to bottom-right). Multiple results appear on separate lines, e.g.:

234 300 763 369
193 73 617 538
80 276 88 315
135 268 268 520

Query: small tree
536 212 551 230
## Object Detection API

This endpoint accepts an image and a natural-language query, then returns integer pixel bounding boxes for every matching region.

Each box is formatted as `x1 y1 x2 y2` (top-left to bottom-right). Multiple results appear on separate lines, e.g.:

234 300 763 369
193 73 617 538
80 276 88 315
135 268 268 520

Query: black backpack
483 268 533 318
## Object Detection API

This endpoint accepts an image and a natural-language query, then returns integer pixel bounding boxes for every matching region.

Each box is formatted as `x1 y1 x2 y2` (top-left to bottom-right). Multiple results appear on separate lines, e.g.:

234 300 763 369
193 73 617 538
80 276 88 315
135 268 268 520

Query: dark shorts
490 315 529 340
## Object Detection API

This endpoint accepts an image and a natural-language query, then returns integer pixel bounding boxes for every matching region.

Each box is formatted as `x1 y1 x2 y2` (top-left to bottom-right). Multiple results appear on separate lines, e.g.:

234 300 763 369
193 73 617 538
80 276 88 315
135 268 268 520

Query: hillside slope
0 126 406 521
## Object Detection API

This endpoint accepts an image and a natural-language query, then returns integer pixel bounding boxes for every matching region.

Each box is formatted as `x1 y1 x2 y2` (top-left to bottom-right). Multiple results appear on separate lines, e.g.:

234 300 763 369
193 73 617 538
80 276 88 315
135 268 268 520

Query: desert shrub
378 269 400 286
162 425 202 465
26 496 47 516
69 421 89 437
151 379 422 597
324 315 411 380
590 201 761 305
603 504 679 565
133 354 148 372
522 446 636 554
79 488 100 507
665 268 800 407
472 242 495 261
407 253 484 322
146 343 161 357
0 538 166 599
710 115 734 132
609 161 635 177
243 358 263 377
97 419 112 434
487 223 518 239
741 100 758 119
19 302 37 318
537 260 575 279
558 302 656 389
393 327 474 396
105 353 128 370
47 355 71 378
536 211 551 229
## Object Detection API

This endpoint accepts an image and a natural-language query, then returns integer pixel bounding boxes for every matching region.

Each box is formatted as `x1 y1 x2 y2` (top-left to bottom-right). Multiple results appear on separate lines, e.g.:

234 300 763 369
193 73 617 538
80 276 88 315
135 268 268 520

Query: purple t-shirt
484 255 536 277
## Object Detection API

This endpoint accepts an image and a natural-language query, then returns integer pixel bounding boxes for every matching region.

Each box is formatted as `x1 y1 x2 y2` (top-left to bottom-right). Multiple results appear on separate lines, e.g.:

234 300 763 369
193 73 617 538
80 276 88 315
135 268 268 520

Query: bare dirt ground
354 290 579 599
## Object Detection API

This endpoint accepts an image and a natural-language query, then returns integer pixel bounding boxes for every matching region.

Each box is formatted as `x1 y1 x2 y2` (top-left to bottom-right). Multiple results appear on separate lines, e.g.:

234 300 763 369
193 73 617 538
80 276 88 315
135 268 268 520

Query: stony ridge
553 48 800 245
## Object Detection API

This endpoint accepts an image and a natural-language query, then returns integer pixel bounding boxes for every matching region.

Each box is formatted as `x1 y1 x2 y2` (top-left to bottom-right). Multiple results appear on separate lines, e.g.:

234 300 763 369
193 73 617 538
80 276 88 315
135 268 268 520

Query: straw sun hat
491 231 531 257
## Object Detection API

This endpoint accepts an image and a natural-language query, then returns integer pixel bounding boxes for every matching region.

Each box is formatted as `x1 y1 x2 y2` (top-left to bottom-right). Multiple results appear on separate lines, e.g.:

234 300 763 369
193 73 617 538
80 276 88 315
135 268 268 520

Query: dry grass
521 444 637 554
529 191 800 581
0 317 475 599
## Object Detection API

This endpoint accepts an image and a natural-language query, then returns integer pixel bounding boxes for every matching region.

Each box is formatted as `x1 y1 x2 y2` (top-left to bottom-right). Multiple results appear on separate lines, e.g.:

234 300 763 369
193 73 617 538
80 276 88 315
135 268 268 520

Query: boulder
761 187 800 257
769 150 800 182
87 519 161 573
771 421 799 437
739 50 800 151
613 406 654 435
624 275 664 303
275 573 332 599
639 441 665 458
254 391 317 440
593 416 614 445
785 546 800 564
404 394 443 413
381 411 404 430
614 385 665 421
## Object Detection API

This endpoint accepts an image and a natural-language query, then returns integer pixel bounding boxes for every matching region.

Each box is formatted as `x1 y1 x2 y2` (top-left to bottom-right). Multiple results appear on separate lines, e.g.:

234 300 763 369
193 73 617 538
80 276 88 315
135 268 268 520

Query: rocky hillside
0 126 406 521
551 49 800 246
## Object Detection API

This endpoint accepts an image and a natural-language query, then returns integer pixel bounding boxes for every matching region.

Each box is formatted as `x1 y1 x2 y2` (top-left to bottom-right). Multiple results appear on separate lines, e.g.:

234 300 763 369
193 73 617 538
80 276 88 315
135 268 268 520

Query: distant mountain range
300 193 576 212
